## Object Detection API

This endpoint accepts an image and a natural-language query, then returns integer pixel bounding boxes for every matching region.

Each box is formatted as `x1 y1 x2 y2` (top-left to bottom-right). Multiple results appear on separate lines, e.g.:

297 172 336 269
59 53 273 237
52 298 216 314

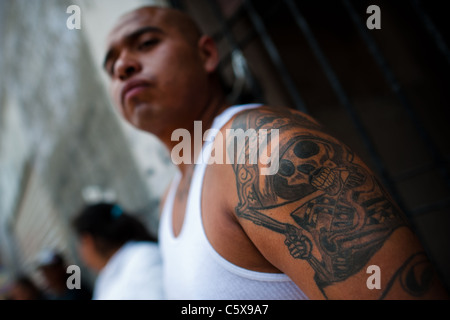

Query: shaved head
109 6 203 48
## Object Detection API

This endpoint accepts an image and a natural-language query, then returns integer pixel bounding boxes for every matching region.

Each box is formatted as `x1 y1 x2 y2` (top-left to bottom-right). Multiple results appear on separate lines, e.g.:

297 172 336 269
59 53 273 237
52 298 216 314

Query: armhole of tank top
197 104 298 282
160 170 182 241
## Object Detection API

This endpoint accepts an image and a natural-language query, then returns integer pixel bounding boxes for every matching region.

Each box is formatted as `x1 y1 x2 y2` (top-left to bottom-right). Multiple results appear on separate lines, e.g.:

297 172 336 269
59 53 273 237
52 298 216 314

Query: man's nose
115 52 142 81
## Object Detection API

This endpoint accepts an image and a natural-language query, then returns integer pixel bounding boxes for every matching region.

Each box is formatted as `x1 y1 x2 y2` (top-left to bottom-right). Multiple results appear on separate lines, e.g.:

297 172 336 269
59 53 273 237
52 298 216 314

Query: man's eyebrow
102 26 165 71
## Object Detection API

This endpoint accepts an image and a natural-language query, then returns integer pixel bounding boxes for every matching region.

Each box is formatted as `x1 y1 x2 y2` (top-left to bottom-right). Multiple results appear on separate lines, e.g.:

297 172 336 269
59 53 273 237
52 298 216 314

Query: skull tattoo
232 115 406 288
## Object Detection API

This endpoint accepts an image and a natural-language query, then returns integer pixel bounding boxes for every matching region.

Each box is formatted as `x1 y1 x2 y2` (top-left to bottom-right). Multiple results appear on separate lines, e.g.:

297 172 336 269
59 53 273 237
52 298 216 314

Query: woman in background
72 202 164 300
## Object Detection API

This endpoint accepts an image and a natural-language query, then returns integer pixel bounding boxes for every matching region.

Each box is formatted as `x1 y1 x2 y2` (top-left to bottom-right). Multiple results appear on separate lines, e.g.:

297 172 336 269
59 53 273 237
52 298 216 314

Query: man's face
104 7 213 135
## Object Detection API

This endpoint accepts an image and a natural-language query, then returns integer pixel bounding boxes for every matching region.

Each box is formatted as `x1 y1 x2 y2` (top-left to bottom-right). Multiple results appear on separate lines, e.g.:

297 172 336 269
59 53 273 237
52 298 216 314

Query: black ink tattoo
230 108 408 290
379 252 434 299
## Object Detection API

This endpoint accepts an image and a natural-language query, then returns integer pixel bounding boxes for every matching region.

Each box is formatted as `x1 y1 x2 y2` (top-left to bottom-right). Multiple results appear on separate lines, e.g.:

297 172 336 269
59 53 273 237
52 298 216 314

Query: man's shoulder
228 105 323 132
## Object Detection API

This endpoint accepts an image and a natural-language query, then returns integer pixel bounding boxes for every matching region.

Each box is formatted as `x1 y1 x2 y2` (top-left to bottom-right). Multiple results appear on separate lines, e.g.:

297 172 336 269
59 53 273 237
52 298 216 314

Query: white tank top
159 104 308 300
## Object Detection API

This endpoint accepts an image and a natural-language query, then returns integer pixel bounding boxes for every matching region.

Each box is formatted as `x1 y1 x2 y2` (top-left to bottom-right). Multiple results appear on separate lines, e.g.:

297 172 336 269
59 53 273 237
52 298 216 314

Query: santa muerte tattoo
228 107 409 292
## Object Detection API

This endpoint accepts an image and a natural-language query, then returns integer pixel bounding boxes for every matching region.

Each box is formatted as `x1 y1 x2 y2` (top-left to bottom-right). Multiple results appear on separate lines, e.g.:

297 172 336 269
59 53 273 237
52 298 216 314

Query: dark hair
72 203 157 255
10 275 46 300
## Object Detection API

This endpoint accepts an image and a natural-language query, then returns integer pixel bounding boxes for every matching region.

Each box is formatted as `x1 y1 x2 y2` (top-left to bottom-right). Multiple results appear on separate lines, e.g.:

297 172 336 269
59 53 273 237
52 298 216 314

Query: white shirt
159 104 308 299
92 241 164 300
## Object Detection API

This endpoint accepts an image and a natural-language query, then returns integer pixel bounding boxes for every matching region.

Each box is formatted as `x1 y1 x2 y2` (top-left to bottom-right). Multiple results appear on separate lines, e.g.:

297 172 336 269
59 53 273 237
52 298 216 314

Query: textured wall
0 0 174 284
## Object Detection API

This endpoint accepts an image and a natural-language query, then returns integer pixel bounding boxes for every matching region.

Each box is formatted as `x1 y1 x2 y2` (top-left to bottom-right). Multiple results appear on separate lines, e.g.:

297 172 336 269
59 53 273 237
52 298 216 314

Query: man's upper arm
227 106 448 299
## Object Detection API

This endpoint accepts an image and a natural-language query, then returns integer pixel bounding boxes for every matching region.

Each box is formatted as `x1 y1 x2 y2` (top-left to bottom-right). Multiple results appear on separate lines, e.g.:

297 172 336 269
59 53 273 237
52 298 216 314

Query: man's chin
130 116 158 134
127 103 153 124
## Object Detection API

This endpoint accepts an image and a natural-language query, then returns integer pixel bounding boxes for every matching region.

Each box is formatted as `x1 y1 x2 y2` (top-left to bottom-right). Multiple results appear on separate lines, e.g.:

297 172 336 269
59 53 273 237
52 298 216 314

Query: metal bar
243 0 308 113
218 30 258 68
342 0 450 191
207 0 265 103
395 163 437 183
211 5 247 42
411 0 450 67
168 0 185 10
283 0 407 213
411 197 450 217
394 161 448 182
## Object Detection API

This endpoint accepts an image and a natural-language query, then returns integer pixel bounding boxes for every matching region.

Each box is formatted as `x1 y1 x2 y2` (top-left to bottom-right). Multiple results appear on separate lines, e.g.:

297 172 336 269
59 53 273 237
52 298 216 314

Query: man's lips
121 79 151 106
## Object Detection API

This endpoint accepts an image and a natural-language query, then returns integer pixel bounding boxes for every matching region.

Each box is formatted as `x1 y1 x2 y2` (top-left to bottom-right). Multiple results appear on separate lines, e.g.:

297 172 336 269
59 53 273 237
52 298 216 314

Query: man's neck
165 93 230 177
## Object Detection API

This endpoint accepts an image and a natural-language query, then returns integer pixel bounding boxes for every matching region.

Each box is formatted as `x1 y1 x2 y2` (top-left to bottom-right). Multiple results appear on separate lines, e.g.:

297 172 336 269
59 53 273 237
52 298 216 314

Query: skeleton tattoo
229 108 408 290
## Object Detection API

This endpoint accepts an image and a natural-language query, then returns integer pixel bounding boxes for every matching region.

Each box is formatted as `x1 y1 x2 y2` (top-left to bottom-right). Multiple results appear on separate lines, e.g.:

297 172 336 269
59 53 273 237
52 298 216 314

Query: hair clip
110 205 123 219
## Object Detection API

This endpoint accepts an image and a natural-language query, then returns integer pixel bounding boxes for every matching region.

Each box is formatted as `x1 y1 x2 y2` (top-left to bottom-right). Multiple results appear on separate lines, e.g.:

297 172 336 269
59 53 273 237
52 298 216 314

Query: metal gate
170 0 450 290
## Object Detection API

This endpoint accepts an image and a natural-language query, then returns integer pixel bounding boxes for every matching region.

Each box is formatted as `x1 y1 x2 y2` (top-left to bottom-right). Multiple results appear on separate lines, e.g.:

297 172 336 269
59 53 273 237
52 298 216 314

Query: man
102 6 448 299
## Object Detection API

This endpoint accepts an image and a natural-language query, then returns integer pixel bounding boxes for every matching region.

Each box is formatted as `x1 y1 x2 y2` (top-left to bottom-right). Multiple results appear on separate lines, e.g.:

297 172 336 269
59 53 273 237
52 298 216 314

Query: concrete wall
0 0 174 287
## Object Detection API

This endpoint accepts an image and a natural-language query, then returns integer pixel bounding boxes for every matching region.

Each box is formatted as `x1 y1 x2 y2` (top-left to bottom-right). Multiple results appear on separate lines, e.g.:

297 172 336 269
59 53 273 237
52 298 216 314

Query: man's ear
198 35 220 73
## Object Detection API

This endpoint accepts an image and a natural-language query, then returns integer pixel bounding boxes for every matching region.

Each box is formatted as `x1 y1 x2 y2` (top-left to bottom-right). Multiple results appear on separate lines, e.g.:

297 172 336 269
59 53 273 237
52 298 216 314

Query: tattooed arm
227 106 449 299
